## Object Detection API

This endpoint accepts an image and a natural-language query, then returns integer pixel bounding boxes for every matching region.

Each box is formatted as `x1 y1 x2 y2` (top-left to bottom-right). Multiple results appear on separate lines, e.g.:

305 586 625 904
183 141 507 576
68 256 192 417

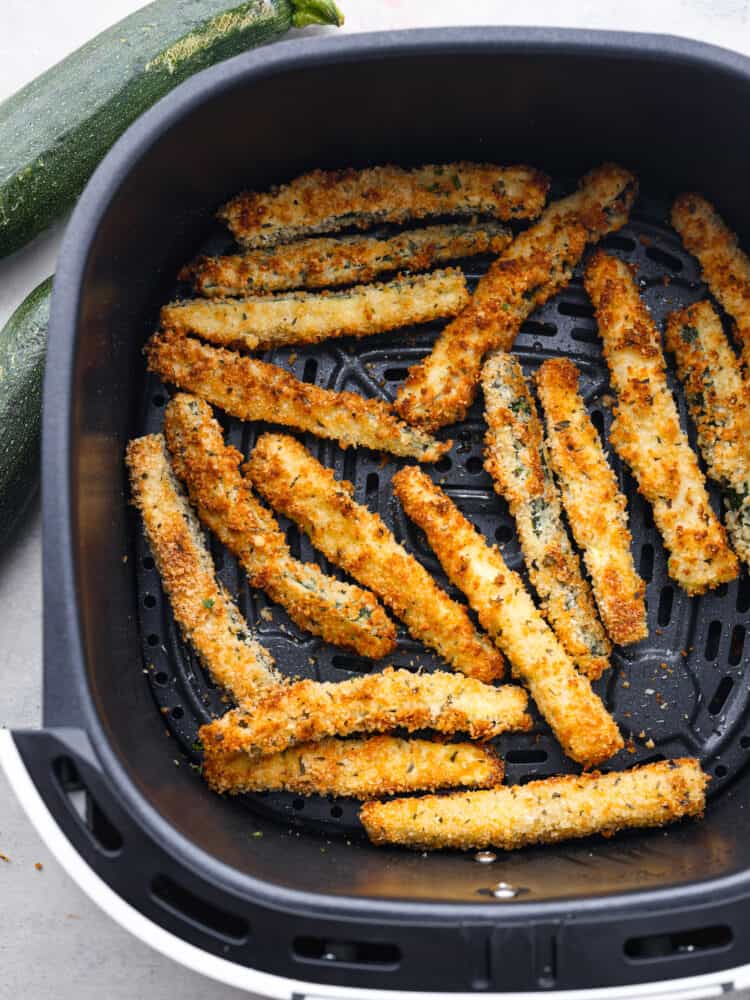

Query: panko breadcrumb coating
585 252 738 594
665 301 750 567
203 735 505 798
200 667 531 758
146 329 450 462
360 758 708 850
220 162 549 247
125 434 280 705
392 466 623 768
245 433 506 682
482 352 611 677
535 357 647 646
163 393 396 657
161 269 469 352
394 163 637 431
182 222 513 296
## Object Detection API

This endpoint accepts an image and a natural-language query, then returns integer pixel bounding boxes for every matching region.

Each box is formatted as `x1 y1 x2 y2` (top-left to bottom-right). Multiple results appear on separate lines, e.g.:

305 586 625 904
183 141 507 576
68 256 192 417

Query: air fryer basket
11 27 750 997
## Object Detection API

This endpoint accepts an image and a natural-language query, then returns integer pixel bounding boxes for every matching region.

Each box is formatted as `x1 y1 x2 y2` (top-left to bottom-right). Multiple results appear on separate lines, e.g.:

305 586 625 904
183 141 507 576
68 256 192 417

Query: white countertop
2 1 750 997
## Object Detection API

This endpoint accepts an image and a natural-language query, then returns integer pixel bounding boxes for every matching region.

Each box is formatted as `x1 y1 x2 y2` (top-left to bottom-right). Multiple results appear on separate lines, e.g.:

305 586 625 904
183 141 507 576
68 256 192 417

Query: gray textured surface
2 1 750 997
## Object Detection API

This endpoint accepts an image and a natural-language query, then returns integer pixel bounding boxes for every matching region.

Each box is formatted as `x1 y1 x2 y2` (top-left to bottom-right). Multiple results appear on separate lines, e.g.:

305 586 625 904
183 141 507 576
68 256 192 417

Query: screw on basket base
476 881 529 900
474 850 498 864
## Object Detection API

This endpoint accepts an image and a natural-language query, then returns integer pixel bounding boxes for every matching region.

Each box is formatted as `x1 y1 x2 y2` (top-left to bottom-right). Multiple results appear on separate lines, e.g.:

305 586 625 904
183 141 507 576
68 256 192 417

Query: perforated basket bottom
135 182 750 837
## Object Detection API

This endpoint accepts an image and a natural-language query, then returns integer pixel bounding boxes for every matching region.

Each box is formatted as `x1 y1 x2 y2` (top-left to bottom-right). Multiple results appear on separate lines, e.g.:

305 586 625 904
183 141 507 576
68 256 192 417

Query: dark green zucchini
0 277 51 546
0 0 343 259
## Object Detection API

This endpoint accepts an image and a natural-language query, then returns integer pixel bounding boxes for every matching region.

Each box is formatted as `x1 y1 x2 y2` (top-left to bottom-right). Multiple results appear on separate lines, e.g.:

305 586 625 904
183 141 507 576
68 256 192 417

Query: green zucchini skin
0 0 343 259
0 277 51 546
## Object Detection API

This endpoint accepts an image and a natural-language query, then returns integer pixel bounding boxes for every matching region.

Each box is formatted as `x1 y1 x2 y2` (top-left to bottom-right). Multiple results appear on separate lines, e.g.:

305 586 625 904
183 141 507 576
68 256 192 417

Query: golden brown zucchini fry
125 434 279 705
182 222 513 296
360 758 707 851
394 163 638 431
163 393 396 658
200 667 530 758
585 252 739 594
392 467 622 768
220 162 549 247
203 735 505 798
161 269 469 352
482 352 611 678
671 193 750 368
535 358 647 646
146 329 450 462
245 434 506 682
665 301 750 566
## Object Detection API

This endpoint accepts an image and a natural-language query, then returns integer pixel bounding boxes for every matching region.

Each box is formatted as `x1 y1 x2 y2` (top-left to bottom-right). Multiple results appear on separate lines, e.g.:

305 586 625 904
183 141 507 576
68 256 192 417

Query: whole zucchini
0 0 343 259
0 277 51 546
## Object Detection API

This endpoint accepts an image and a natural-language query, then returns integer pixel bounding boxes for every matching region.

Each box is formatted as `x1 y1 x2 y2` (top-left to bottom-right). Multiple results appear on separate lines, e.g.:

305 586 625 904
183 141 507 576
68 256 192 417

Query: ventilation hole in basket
742 736 750 750
53 756 124 854
365 473 379 498
286 523 301 559
151 875 248 945
302 359 318 383
147 633 160 647
591 410 605 437
171 706 184 720
384 367 409 382
640 544 654 582
520 319 557 338
571 326 599 344
657 586 674 626
708 676 734 715
495 525 514 544
466 456 484 475
330 805 343 819
293 936 401 969
331 654 373 674
506 749 548 764
435 455 452 473
715 764 728 778
646 246 684 272
705 620 722 661
600 235 637 252
212 546 224 572
557 300 595 319
154 671 169 686
292 798 305 811
142 556 155 570
729 624 746 666
737 575 750 613
624 924 732 961
143 594 156 609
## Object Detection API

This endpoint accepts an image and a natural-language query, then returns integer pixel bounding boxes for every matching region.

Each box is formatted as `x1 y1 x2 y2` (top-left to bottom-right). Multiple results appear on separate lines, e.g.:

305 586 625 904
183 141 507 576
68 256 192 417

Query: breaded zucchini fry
672 194 750 368
200 667 530 758
182 222 513 296
392 467 622 768
203 735 505 798
360 758 707 851
146 330 449 462
125 434 279 705
161 269 469 352
535 358 647 645
163 393 396 658
482 353 611 677
394 163 638 431
666 301 750 565
585 252 739 594
245 434 505 681
220 163 549 247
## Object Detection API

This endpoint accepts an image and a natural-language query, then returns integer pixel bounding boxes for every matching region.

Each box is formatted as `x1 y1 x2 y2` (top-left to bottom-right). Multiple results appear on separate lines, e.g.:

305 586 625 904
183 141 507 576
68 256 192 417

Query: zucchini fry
203 736 505 798
392 467 622 768
394 163 638 431
220 162 549 247
535 358 647 645
245 434 506 682
182 222 513 296
125 434 279 705
585 252 739 594
665 301 750 565
200 667 531 758
671 193 750 368
146 329 449 462
360 758 707 851
482 353 611 677
163 393 396 658
161 269 469 352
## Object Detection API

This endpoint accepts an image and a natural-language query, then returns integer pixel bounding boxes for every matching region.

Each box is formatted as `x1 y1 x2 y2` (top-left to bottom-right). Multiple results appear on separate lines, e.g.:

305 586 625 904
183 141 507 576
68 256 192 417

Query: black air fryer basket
5 27 750 999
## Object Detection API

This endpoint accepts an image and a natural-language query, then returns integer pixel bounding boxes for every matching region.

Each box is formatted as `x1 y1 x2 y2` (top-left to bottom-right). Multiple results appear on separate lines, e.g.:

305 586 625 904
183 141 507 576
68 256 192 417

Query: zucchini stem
292 0 344 27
